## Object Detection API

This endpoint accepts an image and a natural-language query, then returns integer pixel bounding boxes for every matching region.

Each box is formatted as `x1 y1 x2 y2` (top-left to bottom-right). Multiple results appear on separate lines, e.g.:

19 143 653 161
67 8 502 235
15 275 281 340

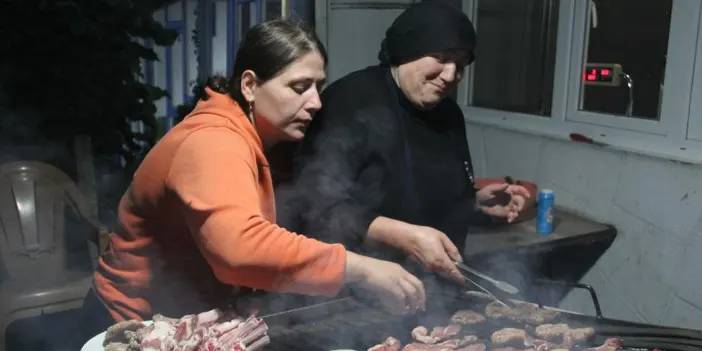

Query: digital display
584 67 613 83
583 63 622 87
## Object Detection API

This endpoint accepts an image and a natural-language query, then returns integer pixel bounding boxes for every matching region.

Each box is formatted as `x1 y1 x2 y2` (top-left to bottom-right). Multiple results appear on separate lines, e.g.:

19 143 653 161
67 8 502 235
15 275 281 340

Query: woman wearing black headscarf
276 2 529 283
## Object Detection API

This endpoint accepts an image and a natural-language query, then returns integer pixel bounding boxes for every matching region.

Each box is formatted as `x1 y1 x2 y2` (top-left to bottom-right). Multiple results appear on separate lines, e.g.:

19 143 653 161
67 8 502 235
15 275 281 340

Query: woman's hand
345 252 426 315
476 183 530 223
367 217 464 285
402 226 465 285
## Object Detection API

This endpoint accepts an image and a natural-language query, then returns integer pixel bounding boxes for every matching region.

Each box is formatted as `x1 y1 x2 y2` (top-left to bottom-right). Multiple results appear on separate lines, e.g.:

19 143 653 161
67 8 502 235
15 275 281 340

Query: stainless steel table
463 208 617 306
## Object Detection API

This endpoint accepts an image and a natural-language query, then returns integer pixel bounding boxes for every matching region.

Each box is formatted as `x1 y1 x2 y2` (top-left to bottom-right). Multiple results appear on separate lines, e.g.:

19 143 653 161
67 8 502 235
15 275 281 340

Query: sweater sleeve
166 127 346 297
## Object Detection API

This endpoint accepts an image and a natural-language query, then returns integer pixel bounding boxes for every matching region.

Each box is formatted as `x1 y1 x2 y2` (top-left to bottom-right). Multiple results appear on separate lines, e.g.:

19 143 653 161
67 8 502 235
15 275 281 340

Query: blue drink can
537 189 555 235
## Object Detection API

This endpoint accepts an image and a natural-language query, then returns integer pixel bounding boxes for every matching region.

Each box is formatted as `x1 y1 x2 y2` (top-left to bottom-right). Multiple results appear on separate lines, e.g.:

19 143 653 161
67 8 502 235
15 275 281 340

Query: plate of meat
81 309 269 351
81 320 153 351
81 332 104 351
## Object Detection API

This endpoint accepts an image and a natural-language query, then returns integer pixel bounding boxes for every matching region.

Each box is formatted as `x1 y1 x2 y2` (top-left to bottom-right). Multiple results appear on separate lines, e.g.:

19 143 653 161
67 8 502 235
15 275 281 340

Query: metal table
463 208 617 306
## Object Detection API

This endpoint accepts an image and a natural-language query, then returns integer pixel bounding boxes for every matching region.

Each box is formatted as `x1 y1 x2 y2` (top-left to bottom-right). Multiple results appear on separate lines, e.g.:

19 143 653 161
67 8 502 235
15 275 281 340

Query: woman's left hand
476 183 530 223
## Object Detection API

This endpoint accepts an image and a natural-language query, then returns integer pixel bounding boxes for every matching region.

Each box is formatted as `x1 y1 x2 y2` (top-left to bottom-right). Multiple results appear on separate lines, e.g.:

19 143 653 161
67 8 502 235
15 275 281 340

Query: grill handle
532 279 603 319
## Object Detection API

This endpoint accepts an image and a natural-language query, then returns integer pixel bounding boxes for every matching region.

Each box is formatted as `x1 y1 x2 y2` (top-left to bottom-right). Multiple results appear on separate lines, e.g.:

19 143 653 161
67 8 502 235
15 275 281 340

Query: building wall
321 1 411 82
321 0 461 82
465 121 702 329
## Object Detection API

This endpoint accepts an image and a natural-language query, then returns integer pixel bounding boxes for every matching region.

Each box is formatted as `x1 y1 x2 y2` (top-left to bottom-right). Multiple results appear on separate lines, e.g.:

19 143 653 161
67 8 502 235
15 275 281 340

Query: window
688 21 702 142
237 0 302 33
463 0 702 162
578 1 672 120
237 1 259 42
232 1 313 57
470 0 559 116
566 1 698 136
265 0 282 21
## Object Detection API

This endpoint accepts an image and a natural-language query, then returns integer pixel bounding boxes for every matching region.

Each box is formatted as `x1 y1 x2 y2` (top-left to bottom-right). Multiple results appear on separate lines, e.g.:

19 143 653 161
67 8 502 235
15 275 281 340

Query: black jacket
275 65 489 252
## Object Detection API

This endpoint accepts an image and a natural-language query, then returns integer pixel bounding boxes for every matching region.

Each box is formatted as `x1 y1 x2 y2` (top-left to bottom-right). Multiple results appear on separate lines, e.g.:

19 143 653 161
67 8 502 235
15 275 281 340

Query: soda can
537 189 555 235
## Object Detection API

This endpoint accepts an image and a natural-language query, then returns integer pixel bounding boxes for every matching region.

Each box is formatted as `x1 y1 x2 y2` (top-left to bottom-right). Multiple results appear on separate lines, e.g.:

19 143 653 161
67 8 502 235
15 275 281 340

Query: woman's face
250 51 326 146
396 50 470 110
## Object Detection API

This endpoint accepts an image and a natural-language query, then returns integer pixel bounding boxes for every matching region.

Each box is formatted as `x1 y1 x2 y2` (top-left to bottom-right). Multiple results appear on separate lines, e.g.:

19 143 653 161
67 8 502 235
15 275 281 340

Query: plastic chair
0 161 103 351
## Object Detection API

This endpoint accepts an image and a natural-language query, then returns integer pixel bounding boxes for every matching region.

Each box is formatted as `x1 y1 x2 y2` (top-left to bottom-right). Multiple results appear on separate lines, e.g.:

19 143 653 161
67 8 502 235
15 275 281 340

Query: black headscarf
378 1 476 66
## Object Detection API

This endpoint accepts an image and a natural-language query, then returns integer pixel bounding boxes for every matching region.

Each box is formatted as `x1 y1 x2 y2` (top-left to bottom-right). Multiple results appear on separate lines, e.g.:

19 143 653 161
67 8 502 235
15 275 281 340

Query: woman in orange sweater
84 19 425 335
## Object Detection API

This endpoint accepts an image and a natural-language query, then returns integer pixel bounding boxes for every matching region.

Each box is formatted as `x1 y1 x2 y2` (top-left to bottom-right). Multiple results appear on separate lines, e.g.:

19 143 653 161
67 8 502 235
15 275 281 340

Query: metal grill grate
261 294 702 351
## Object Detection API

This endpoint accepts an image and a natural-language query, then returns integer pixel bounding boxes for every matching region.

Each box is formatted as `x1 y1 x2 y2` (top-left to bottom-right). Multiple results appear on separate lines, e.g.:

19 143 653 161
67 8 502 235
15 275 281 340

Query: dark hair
195 19 327 115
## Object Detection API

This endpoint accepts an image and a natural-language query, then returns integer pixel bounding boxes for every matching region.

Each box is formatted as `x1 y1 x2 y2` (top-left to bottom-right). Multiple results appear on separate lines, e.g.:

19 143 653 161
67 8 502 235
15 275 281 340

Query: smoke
270 75 549 349
274 107 391 253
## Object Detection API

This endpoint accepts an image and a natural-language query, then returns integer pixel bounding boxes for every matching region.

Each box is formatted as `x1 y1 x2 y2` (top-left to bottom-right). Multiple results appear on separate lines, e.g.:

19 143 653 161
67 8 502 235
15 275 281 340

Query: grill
258 284 702 351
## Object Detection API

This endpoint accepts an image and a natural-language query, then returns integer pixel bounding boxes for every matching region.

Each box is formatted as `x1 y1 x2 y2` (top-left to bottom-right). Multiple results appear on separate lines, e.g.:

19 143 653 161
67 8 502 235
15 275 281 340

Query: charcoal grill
257 282 702 351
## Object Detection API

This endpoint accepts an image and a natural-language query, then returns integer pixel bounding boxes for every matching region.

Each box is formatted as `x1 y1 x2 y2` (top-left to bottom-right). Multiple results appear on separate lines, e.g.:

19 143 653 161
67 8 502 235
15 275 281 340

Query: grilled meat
412 324 463 344
434 335 480 348
403 323 482 351
524 335 563 351
490 328 527 346
567 327 595 342
402 344 455 351
365 298 622 351
450 310 487 325
534 323 595 347
457 343 486 351
412 326 437 344
485 302 511 320
533 323 570 340
431 324 462 341
485 302 560 325
368 336 402 351
402 341 486 351
582 338 622 351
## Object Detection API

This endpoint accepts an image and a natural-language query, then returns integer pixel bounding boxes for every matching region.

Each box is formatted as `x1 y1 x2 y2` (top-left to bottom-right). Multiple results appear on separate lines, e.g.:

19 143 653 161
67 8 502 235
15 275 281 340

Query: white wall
321 1 414 82
465 120 702 329
325 7 402 82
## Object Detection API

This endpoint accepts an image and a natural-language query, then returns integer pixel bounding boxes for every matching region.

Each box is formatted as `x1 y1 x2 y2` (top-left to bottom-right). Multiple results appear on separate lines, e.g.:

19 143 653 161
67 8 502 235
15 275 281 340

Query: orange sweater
94 88 346 321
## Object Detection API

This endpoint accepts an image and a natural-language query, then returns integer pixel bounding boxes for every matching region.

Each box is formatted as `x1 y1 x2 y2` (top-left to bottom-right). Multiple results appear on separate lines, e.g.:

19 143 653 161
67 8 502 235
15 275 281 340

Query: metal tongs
454 261 519 308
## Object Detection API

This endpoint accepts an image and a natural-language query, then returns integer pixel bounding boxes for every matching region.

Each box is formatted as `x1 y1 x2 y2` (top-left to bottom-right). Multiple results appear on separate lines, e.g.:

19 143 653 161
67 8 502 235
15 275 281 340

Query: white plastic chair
0 161 104 351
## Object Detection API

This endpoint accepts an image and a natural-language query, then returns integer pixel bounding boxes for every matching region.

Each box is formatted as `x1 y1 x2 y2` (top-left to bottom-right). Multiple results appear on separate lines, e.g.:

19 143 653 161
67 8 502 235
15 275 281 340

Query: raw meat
100 308 269 351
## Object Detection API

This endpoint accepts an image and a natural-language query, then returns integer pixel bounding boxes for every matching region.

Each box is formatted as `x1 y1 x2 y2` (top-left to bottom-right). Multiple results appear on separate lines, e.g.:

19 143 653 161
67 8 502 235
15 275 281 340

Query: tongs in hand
454 261 519 308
